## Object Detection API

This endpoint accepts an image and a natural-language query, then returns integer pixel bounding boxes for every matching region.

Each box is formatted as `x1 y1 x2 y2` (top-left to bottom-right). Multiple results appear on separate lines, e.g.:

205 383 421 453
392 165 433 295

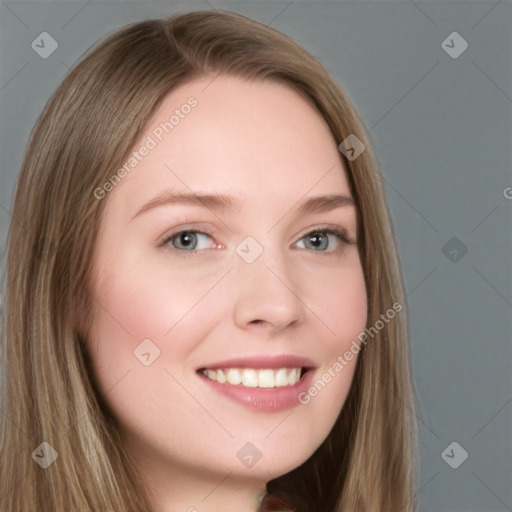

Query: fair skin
84 75 367 512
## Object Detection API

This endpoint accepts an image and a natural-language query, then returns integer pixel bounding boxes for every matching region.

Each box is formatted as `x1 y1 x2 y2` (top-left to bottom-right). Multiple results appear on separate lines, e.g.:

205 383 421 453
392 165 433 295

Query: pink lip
197 365 316 413
197 354 316 371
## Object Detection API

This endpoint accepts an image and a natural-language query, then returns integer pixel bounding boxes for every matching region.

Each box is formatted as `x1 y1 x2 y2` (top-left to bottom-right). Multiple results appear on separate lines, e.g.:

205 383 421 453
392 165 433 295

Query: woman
0 10 419 512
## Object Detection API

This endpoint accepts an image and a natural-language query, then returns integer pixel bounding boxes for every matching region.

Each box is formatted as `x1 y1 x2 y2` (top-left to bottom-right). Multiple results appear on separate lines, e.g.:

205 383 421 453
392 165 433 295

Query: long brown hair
0 10 419 511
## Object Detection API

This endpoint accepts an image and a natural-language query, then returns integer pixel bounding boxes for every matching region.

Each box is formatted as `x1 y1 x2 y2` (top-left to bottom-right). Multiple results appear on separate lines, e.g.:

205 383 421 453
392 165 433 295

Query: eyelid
305 224 352 243
157 223 216 247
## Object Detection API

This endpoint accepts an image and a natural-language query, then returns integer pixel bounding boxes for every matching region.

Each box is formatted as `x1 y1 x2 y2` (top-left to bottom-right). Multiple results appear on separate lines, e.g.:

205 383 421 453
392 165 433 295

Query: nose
232 240 305 332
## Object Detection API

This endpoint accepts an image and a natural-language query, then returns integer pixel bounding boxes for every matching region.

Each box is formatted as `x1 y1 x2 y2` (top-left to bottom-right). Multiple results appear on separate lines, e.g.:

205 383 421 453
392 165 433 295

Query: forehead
109 75 353 214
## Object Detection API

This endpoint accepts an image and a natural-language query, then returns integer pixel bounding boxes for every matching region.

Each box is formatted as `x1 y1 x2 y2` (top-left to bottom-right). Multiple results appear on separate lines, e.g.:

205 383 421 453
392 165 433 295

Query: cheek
88 255 211 349
83 261 212 451
84 255 225 407
297 260 367 409
308 258 368 351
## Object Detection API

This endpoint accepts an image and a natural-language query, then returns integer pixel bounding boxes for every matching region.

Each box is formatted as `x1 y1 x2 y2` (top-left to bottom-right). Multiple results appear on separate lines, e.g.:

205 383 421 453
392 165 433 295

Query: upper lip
197 354 316 371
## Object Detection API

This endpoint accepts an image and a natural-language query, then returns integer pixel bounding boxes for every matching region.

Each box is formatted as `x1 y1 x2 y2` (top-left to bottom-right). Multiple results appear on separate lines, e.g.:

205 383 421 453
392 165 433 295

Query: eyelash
158 224 353 258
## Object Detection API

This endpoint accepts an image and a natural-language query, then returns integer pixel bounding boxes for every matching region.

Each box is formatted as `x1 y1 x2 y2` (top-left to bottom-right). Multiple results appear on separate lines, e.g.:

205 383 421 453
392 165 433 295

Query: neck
148 470 267 512
129 447 268 512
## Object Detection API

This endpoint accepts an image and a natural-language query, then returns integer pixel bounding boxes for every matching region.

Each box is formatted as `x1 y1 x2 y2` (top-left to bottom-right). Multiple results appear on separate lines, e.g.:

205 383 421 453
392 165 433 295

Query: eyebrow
131 189 354 220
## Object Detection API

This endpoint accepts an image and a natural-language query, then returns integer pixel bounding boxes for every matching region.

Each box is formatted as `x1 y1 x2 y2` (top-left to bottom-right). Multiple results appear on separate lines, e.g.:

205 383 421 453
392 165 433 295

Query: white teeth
205 369 217 380
289 367 299 384
226 368 242 385
275 368 288 387
201 367 303 388
258 369 275 388
242 369 258 387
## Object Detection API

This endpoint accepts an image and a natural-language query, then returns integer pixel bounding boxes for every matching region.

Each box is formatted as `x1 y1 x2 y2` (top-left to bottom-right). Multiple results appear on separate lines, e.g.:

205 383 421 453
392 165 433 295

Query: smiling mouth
197 367 310 388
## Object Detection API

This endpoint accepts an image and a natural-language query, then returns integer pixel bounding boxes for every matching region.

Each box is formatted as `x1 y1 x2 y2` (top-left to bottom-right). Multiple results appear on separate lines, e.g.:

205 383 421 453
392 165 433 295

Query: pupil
180 232 194 248
310 233 323 248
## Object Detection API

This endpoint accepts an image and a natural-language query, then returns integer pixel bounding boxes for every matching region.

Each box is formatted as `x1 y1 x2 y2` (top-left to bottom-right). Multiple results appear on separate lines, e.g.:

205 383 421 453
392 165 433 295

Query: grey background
1 1 511 511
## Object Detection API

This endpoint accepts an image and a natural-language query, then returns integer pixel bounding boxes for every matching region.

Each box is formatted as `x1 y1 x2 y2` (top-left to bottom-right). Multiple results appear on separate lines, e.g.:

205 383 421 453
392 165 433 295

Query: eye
295 227 351 254
162 229 216 254
159 225 353 258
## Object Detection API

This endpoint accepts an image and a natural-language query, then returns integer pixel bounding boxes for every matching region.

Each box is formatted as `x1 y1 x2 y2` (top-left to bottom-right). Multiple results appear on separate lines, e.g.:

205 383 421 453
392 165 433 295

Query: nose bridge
235 232 286 283
232 232 304 328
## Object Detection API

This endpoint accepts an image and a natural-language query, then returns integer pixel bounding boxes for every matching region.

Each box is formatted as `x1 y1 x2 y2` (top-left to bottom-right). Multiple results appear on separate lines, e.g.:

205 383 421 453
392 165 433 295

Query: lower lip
197 370 315 412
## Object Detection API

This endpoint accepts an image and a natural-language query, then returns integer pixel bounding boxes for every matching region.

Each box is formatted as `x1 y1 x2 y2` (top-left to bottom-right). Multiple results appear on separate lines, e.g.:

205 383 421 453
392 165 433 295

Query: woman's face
85 75 367 505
